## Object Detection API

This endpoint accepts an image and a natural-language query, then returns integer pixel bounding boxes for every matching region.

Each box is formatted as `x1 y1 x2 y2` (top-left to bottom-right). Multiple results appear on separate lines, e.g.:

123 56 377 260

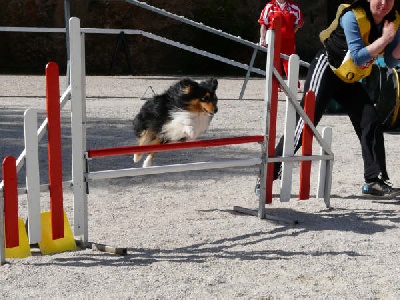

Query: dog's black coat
133 77 218 143
132 77 218 167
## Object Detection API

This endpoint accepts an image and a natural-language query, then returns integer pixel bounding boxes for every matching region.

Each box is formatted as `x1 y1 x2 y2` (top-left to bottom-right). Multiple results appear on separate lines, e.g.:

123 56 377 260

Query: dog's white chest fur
162 111 212 141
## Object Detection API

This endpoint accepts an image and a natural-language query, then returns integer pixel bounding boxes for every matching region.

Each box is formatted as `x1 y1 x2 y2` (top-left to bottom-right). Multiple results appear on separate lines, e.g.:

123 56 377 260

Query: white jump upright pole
69 17 88 244
24 109 42 244
280 54 300 201
318 127 333 208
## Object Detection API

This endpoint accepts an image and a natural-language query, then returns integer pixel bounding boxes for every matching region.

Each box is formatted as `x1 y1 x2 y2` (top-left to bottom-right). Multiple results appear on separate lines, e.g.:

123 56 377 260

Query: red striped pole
46 62 64 239
299 91 316 200
87 135 264 158
265 16 282 204
2 156 19 248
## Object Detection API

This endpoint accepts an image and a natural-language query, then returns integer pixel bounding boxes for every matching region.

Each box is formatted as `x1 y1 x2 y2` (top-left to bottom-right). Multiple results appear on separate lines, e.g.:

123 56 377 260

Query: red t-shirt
258 0 304 40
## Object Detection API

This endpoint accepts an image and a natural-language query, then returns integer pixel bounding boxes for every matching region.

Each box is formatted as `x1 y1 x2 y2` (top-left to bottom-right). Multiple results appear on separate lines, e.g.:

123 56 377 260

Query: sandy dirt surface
1 75 400 299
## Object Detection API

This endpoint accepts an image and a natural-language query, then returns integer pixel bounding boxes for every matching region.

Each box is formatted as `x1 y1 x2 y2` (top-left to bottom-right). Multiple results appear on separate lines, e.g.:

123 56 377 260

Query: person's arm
341 11 397 66
258 4 269 47
294 5 304 33
260 24 268 46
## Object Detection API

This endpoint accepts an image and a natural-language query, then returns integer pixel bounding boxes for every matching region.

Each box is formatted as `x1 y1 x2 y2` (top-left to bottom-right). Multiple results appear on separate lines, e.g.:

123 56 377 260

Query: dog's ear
179 78 196 95
210 78 218 92
201 78 218 92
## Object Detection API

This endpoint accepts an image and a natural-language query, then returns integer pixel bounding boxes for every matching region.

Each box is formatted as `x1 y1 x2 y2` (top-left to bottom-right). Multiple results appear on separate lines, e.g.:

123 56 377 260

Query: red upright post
265 16 282 204
299 91 316 200
46 62 64 239
2 156 19 248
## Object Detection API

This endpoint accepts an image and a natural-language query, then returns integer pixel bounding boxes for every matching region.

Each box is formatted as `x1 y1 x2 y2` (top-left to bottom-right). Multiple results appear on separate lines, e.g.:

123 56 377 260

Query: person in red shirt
258 0 304 82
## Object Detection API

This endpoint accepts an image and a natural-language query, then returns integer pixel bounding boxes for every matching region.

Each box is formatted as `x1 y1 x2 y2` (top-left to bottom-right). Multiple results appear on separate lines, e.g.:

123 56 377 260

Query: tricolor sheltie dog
132 77 218 167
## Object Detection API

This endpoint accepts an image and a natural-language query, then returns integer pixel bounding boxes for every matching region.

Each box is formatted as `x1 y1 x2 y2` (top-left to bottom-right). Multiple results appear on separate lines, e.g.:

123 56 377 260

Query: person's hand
382 20 397 44
259 38 268 48
367 20 397 57
391 39 400 59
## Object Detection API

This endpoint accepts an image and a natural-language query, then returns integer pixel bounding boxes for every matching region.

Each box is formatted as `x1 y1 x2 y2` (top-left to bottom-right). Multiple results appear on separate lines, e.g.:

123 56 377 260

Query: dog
132 77 218 167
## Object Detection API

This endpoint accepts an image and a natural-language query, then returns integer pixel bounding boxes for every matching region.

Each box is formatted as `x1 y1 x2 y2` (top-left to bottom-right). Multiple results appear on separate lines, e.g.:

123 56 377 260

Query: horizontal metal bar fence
87 135 265 158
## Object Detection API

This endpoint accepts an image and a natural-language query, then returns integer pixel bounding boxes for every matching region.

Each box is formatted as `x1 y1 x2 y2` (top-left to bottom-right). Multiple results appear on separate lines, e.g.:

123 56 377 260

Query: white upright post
24 109 42 244
258 29 275 219
280 54 299 201
317 127 333 207
69 17 88 244
324 158 333 208
64 0 71 85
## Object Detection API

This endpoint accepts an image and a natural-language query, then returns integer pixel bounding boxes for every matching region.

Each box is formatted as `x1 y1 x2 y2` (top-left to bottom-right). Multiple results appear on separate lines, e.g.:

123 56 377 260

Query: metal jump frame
67 16 333 245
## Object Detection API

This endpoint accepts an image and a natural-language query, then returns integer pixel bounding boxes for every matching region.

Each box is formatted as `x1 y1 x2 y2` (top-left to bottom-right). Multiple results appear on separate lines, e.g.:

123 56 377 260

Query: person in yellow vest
273 0 400 196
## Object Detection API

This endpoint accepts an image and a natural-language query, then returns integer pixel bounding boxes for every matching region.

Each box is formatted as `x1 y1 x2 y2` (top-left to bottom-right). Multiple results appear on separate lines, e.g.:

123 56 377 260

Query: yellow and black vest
320 4 400 83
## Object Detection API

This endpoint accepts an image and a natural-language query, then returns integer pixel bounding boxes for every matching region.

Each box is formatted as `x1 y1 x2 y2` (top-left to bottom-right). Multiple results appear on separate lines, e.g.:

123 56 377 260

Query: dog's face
180 78 218 116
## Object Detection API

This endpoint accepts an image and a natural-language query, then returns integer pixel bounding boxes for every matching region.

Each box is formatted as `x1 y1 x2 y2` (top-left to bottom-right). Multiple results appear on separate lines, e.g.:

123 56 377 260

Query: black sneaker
362 179 393 196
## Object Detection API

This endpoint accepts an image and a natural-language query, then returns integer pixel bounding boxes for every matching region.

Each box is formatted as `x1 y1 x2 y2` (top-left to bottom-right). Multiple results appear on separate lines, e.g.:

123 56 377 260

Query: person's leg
273 50 335 179
279 38 291 76
279 38 298 86
358 103 390 194
337 83 387 181
360 105 387 181
336 83 391 195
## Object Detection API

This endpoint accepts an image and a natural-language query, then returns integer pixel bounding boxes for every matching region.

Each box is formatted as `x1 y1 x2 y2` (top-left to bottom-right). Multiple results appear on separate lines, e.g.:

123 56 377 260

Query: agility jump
68 16 333 238
0 16 333 265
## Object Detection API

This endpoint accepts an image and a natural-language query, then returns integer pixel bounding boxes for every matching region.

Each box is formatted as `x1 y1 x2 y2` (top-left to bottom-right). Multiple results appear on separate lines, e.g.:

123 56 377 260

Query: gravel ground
1 75 400 299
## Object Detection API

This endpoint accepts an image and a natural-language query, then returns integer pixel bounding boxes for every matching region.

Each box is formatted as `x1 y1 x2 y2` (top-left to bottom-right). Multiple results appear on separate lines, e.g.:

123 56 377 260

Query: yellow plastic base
38 211 77 255
5 218 32 259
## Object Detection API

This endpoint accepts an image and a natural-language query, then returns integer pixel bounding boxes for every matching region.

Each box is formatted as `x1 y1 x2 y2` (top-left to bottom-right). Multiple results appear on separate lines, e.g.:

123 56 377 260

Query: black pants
274 49 388 182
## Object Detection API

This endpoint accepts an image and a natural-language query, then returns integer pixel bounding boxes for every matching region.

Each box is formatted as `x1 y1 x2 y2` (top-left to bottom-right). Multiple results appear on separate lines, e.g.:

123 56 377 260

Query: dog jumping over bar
132 77 219 167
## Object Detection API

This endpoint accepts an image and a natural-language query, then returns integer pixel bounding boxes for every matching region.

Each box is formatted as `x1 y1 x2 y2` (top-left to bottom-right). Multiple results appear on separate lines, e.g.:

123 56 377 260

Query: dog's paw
133 153 142 163
142 155 153 168
183 126 195 140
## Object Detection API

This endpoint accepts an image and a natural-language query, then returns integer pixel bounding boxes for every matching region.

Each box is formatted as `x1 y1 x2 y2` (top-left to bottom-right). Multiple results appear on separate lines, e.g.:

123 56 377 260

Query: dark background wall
0 0 344 76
